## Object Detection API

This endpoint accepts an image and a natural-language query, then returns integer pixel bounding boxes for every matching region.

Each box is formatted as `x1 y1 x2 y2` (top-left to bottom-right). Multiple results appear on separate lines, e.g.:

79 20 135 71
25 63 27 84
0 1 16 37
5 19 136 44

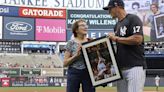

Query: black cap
103 0 125 10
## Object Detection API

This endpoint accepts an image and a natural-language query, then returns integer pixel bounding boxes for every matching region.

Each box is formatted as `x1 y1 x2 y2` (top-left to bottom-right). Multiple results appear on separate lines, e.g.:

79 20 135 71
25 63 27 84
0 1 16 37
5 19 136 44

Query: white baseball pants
117 66 146 92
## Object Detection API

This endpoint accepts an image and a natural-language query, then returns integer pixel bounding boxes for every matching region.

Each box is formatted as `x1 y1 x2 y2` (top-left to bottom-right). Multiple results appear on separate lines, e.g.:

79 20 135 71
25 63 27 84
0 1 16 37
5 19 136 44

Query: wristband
116 37 119 42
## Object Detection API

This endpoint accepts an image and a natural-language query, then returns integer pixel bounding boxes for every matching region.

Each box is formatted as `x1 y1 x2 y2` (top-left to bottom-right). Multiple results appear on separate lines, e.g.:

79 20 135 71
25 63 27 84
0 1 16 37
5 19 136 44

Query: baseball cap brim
103 6 112 10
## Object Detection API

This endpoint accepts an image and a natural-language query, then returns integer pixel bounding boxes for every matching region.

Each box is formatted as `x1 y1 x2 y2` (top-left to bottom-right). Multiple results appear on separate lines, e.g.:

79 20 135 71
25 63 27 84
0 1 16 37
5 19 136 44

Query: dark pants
150 29 157 41
67 67 95 92
150 29 164 41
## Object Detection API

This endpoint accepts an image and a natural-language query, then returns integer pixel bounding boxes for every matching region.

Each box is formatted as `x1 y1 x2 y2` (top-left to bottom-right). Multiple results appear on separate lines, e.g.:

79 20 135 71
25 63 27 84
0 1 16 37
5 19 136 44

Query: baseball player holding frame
103 0 147 92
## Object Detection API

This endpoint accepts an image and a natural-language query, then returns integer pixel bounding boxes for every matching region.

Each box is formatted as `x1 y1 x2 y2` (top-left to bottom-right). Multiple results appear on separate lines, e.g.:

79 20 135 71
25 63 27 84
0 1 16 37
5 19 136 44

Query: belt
121 66 143 70
121 67 132 70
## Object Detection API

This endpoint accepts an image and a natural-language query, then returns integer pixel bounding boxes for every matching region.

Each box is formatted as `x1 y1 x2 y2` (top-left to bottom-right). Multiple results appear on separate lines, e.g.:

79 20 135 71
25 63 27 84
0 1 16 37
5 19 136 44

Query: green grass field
0 87 164 92
144 35 150 41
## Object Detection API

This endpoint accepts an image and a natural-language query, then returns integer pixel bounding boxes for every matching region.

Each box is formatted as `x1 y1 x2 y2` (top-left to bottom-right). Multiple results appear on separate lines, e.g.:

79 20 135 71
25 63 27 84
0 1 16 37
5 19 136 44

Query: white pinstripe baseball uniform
114 14 147 92
103 0 147 92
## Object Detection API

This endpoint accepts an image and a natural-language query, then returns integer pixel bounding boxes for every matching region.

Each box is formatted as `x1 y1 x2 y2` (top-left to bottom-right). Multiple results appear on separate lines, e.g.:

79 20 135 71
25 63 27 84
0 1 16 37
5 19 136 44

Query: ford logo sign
6 21 32 32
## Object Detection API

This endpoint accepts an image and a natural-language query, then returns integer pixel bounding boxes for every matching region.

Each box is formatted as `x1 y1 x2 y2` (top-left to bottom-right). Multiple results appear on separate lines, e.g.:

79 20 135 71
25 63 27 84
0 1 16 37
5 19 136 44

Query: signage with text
67 10 116 30
67 30 113 41
11 77 27 87
35 19 66 41
0 41 21 53
48 77 66 86
0 0 108 10
0 68 20 76
19 7 66 19
3 16 35 40
21 69 41 76
1 78 10 87
42 68 63 77
0 5 19 16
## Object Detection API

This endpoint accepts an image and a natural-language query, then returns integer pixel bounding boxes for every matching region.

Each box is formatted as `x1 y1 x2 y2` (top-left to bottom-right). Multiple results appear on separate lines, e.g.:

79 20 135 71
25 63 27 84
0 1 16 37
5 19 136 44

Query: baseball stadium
0 0 164 92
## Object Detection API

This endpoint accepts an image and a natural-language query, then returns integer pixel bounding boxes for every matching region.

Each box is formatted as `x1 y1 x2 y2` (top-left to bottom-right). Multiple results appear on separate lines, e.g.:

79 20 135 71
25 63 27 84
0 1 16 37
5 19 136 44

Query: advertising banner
1 78 10 87
10 76 65 87
35 77 49 87
11 77 27 87
87 30 110 39
21 68 41 76
42 68 63 77
67 10 116 30
0 76 67 87
0 16 2 39
19 7 66 19
0 41 21 53
48 77 66 86
23 77 49 87
35 19 66 41
67 29 112 41
0 68 20 77
3 16 35 40
0 5 19 16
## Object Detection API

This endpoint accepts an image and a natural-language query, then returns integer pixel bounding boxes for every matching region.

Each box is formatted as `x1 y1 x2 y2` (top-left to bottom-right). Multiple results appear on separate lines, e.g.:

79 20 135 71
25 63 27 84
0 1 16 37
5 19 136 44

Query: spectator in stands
63 19 95 92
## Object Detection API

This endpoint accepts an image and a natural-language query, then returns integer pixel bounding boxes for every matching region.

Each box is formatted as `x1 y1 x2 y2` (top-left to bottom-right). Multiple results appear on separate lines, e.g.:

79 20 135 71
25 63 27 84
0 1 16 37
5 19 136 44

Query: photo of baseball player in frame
154 14 164 39
82 36 122 87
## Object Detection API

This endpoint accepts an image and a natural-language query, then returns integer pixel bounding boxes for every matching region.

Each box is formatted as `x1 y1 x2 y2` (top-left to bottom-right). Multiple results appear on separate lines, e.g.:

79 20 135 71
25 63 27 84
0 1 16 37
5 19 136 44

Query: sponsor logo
2 78 10 87
19 8 66 18
0 7 9 13
120 26 127 36
6 21 32 32
24 83 36 86
0 6 19 16
12 83 24 87
36 26 65 33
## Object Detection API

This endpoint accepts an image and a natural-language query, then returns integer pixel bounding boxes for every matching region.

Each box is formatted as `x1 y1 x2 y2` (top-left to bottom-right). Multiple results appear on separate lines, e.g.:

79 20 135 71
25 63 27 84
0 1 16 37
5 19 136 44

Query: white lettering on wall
1 0 108 10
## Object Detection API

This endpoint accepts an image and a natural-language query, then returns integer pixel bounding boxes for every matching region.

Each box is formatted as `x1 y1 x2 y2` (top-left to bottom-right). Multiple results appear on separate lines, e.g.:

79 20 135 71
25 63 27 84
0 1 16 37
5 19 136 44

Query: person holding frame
103 0 147 92
63 19 95 92
143 3 163 41
81 36 122 86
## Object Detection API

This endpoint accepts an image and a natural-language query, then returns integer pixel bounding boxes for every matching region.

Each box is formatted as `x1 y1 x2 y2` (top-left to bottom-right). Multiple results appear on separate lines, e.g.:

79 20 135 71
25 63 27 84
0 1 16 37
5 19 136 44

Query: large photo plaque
82 36 122 87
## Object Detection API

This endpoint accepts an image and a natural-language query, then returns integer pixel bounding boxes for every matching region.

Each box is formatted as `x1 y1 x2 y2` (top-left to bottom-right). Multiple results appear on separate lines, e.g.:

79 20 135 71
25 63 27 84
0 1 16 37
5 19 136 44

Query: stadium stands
0 53 63 68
